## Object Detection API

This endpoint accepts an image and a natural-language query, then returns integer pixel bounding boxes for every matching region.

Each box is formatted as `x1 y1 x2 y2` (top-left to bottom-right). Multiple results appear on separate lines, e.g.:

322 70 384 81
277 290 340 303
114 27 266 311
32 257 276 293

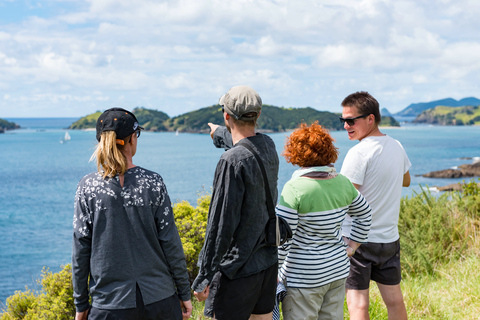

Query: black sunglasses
135 130 141 138
339 113 371 126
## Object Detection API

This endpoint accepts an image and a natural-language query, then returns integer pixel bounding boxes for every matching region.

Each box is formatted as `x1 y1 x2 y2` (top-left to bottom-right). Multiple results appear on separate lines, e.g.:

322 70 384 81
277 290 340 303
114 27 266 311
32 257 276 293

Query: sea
0 117 479 306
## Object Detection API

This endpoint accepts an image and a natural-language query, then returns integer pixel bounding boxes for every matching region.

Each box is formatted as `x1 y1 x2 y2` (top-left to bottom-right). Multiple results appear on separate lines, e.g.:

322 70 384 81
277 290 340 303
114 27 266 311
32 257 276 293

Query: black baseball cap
96 108 144 142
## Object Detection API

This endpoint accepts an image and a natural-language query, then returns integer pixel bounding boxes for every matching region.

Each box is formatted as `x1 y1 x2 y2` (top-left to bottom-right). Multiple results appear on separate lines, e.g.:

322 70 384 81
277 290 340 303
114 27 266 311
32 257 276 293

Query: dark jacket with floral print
72 166 190 312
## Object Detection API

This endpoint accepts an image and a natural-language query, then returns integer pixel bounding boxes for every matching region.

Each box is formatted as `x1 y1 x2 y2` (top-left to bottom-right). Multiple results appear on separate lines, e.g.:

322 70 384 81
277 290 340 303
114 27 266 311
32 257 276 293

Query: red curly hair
283 121 339 167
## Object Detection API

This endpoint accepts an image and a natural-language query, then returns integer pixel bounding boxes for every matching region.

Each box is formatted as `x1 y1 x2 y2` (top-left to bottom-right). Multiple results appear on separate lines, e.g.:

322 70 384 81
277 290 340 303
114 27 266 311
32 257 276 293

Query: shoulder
128 166 165 186
345 141 367 160
129 166 162 178
386 135 406 149
77 171 104 187
336 174 358 191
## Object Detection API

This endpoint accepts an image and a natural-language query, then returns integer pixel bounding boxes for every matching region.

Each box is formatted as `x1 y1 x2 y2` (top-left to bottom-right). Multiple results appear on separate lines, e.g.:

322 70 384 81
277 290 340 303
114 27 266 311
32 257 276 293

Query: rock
423 169 464 178
435 182 480 192
422 161 480 178
436 183 464 192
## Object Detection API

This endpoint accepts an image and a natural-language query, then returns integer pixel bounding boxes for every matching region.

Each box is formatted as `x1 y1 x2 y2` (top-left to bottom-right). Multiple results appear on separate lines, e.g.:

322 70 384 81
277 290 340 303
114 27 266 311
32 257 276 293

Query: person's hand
346 246 356 257
75 310 89 320
194 285 210 302
180 300 193 319
208 123 219 139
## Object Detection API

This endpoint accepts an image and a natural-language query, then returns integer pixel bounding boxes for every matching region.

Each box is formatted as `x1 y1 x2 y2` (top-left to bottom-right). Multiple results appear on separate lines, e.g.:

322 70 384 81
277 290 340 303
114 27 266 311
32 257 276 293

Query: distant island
395 97 480 117
413 105 480 125
69 104 400 133
0 118 20 133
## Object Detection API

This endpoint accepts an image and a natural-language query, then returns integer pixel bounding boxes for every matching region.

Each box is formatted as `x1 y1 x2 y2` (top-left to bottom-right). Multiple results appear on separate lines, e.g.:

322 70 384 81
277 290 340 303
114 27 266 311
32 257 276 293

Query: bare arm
343 237 361 257
403 171 411 187
352 183 360 190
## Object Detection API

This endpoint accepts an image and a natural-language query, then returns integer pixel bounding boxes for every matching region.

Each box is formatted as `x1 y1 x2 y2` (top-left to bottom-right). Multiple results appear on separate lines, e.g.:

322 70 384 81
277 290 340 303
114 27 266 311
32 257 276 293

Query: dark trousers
88 285 182 320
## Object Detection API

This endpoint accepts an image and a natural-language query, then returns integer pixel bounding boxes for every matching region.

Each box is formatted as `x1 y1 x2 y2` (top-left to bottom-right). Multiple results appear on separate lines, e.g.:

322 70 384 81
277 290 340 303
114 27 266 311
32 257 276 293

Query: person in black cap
72 107 192 320
192 86 279 320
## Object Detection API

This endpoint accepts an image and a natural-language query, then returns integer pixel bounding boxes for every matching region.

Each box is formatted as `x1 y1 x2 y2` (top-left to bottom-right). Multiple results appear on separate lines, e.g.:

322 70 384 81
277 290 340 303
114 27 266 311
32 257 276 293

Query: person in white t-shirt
340 92 411 320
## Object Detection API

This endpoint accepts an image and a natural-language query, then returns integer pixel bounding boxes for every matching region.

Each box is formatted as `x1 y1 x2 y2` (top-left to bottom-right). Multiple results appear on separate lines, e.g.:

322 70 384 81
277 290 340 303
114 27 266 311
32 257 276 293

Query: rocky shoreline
419 157 480 191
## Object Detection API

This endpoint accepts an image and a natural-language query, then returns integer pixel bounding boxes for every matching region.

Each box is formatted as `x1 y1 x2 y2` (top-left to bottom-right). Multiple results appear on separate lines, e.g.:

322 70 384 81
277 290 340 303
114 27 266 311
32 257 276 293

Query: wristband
348 246 355 255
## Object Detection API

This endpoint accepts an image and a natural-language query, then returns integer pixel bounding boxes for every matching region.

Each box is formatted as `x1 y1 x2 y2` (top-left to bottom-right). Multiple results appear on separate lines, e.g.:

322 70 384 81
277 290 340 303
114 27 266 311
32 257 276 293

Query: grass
190 255 480 320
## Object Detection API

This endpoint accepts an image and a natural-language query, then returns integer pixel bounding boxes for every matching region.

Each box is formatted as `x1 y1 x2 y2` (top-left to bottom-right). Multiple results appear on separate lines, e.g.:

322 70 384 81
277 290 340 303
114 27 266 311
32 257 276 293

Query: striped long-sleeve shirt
276 173 371 288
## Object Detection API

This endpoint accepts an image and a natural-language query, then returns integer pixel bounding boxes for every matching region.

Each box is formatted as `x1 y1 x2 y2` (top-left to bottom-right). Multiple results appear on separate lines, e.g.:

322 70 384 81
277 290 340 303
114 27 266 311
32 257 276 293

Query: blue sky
1 0 479 118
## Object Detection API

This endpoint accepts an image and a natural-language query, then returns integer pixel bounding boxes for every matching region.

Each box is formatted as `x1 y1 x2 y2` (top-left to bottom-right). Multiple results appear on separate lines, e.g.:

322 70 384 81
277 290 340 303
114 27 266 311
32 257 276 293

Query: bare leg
346 288 370 320
377 283 407 320
249 312 273 320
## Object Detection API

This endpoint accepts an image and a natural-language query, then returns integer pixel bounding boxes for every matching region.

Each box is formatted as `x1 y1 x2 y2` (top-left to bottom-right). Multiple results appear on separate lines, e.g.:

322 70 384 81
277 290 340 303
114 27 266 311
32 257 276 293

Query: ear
368 114 375 124
224 112 230 120
128 133 135 145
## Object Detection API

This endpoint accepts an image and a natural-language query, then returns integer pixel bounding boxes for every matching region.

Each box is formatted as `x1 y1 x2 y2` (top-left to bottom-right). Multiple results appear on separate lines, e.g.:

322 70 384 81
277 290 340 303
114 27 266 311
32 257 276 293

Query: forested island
69 105 400 132
395 97 480 116
413 105 480 125
0 118 20 133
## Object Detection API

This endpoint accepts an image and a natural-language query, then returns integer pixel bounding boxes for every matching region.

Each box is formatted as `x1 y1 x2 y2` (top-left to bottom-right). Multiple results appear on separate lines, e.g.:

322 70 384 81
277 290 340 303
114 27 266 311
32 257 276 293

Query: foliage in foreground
173 193 210 283
2 180 479 319
399 180 480 277
0 265 74 320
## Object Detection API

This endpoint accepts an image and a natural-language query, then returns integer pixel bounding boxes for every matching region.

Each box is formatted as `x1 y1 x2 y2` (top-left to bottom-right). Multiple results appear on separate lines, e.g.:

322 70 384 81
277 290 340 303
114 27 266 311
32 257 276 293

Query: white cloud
0 0 479 116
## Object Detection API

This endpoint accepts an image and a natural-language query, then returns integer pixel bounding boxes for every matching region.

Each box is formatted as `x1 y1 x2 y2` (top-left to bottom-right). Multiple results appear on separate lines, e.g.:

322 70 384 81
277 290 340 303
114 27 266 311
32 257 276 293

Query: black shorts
346 239 402 290
88 285 182 320
204 263 277 320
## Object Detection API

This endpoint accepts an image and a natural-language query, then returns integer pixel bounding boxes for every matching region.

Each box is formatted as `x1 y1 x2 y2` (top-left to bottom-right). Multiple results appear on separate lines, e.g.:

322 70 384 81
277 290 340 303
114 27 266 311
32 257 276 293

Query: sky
0 0 479 118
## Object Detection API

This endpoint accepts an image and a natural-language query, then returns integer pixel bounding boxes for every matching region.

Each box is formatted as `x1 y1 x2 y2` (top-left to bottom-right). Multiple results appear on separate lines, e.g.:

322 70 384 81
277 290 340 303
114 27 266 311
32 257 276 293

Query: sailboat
60 131 71 143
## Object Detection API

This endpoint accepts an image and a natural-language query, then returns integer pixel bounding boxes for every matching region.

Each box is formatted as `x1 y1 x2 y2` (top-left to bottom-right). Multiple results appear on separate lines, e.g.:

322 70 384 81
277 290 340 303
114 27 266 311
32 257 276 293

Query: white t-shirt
341 135 411 243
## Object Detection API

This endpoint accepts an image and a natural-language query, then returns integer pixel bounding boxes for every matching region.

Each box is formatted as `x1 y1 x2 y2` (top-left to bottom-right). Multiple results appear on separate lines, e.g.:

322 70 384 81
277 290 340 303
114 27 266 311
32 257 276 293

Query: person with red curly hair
276 121 372 320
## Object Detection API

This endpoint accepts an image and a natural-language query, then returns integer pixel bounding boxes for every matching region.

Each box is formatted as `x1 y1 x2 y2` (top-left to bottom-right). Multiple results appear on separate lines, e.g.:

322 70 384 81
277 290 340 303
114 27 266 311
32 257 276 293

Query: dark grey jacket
192 128 279 292
72 167 190 312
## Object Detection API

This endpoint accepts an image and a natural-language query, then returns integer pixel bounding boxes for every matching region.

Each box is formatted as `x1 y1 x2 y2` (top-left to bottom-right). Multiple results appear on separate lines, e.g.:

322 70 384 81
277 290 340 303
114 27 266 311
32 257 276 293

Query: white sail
64 131 71 141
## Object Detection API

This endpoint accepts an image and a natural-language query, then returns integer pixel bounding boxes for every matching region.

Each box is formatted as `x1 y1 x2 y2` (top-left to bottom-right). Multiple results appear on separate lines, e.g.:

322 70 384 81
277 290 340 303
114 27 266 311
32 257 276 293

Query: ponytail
90 131 129 178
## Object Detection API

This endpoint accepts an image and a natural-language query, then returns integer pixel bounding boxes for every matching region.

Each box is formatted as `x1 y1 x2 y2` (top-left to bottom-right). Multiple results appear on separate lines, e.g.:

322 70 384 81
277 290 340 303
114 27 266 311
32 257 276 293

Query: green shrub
399 186 478 277
458 178 480 216
173 194 210 283
0 265 74 320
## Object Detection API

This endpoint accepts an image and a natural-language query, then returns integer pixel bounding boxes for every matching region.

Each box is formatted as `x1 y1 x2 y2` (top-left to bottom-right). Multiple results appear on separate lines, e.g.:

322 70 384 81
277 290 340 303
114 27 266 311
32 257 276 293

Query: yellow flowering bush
173 194 210 282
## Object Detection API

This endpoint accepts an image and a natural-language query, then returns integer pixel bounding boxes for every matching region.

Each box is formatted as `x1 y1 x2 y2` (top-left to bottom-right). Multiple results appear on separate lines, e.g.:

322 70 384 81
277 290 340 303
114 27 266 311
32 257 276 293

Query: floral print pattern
73 167 168 237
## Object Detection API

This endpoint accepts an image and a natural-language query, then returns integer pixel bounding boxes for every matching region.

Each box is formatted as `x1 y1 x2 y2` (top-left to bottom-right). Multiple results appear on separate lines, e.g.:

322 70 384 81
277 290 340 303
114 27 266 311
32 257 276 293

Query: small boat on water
60 131 71 143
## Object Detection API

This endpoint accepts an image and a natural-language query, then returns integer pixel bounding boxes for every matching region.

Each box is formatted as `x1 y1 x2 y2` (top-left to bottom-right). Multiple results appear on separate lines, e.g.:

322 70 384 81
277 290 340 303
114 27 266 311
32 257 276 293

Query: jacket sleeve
155 184 191 302
347 190 372 243
192 158 243 292
275 182 299 282
72 181 92 313
212 126 233 150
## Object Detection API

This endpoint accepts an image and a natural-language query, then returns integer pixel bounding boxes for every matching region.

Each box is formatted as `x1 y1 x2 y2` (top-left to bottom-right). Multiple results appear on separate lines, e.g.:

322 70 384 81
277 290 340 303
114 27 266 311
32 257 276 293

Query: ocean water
1 118 479 305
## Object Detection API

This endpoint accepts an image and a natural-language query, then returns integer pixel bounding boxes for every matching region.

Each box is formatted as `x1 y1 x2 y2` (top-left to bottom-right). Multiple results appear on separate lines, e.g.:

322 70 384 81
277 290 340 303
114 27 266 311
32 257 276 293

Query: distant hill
134 108 170 131
0 118 20 132
69 108 171 131
396 97 480 117
413 105 480 125
69 111 102 129
380 116 400 127
69 105 345 133
167 104 344 132
381 108 393 117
